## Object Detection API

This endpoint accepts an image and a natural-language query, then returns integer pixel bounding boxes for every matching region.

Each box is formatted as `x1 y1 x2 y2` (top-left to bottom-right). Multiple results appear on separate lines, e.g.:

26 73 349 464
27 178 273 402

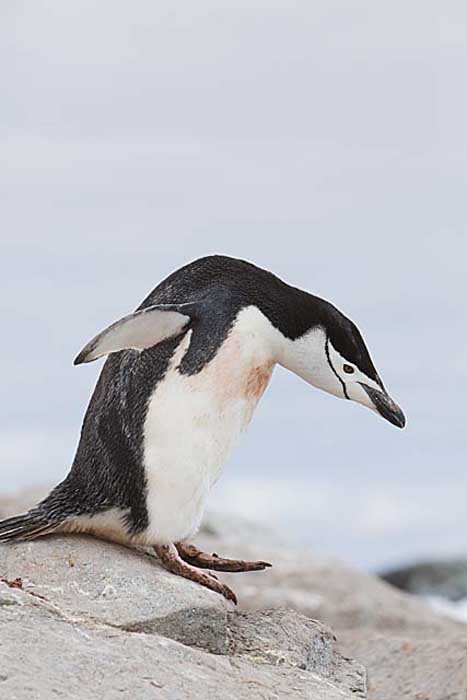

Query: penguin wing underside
74 304 194 365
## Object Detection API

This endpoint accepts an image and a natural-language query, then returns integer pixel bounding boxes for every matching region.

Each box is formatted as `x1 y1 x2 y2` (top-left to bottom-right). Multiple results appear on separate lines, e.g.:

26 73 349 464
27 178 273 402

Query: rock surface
196 512 467 700
0 533 365 699
1 492 467 700
381 559 467 601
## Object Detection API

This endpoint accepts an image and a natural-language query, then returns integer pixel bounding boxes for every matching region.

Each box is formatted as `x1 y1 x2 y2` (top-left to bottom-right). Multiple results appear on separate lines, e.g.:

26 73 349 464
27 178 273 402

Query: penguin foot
154 543 237 604
175 542 272 573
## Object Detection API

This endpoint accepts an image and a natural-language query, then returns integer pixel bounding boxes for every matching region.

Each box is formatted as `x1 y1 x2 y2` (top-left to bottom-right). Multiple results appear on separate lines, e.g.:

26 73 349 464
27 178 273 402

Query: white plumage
143 306 280 544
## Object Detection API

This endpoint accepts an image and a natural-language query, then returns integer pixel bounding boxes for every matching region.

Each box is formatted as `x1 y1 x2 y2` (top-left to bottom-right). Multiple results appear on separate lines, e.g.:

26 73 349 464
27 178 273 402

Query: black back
38 255 379 530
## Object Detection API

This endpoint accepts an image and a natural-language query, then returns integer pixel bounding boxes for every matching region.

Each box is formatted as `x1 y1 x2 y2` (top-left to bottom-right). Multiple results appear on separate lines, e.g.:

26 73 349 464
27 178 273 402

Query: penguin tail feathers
0 512 60 543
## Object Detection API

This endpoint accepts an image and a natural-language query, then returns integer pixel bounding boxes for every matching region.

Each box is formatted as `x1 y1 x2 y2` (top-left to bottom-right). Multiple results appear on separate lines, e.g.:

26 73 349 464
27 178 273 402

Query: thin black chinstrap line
325 336 349 400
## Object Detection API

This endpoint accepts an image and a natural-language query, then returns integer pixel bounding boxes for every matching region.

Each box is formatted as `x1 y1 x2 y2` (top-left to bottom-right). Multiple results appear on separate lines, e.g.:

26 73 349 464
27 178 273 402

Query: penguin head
279 299 406 428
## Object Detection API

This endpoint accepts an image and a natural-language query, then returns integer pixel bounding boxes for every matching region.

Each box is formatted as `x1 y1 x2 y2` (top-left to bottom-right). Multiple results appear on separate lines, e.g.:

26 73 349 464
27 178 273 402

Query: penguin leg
175 542 272 573
153 543 238 604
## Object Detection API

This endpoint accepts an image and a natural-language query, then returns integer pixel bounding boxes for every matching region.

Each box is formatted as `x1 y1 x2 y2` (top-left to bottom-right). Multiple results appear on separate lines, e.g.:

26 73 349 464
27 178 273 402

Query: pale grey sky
1 1 466 568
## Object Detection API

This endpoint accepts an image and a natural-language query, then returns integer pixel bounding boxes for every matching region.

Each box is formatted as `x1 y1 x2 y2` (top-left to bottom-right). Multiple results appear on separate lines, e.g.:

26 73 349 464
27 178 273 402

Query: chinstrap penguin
0 255 405 603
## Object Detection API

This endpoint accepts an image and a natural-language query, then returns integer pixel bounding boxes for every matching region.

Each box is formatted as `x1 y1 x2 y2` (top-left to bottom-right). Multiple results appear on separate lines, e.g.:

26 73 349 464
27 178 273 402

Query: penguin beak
358 383 406 428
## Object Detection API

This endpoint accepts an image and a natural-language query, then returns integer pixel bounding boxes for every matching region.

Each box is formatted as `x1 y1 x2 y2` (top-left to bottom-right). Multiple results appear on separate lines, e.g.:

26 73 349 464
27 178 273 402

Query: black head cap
319 302 383 387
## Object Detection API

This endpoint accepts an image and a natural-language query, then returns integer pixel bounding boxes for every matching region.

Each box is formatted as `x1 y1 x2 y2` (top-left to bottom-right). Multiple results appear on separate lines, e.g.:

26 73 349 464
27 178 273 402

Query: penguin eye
343 364 354 374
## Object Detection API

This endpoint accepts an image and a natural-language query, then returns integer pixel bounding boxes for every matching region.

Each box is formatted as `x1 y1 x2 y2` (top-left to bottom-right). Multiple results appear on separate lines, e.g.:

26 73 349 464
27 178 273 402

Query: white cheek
310 364 345 398
279 328 344 398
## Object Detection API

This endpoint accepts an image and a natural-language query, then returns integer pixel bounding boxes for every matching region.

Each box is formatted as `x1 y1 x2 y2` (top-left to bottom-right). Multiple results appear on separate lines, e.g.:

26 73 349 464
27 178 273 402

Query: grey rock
196 515 467 700
2 492 467 700
381 559 467 601
0 596 362 700
339 632 467 700
0 534 366 700
0 534 230 628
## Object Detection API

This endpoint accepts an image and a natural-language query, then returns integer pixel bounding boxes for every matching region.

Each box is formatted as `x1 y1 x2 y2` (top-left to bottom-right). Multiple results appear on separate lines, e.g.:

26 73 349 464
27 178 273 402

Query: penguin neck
277 325 326 385
190 305 282 375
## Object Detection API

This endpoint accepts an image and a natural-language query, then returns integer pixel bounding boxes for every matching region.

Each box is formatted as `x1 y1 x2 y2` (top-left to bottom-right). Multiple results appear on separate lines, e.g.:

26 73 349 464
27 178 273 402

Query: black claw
226 589 238 605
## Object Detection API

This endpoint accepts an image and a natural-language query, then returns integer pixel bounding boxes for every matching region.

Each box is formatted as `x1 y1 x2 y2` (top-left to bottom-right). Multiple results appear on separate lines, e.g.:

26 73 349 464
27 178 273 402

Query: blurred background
1 1 466 573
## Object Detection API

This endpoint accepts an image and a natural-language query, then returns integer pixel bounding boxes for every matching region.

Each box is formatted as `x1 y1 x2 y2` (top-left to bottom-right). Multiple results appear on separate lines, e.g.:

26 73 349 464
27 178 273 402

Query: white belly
142 307 276 544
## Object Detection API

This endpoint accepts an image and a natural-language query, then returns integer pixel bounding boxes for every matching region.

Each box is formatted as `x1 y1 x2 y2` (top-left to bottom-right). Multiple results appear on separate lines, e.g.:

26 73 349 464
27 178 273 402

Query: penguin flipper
74 303 196 365
0 512 59 543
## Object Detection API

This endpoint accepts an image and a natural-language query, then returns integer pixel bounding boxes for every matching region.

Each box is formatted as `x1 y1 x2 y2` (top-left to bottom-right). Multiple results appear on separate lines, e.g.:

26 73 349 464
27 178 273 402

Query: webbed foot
154 543 237 604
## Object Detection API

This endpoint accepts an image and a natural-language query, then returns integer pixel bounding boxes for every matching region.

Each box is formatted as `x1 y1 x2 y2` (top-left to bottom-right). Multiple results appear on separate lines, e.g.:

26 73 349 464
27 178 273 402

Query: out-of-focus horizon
1 1 466 570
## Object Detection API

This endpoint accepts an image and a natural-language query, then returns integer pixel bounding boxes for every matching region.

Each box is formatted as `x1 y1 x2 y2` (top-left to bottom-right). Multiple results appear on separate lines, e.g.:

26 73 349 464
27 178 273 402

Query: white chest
142 306 277 544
